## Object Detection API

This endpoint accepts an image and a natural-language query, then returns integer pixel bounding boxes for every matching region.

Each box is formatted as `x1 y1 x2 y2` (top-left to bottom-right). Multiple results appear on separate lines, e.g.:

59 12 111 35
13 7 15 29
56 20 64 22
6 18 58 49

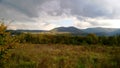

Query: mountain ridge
50 26 83 33
8 26 120 36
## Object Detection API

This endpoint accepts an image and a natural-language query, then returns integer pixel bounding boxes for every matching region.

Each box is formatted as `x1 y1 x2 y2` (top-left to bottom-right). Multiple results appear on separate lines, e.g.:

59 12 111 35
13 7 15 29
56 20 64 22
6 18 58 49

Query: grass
4 44 120 68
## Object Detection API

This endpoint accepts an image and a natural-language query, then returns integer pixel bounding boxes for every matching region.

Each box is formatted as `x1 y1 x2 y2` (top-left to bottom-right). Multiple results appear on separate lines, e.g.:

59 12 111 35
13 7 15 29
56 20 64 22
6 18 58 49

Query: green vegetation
18 33 120 46
0 22 18 68
0 21 120 68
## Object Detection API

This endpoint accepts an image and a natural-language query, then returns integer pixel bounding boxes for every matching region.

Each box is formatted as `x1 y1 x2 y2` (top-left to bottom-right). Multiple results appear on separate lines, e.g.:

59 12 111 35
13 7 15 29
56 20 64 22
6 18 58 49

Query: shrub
0 21 18 67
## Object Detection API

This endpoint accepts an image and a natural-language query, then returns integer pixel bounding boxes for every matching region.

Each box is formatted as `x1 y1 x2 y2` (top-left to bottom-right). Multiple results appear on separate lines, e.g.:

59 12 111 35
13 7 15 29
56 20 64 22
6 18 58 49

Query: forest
18 33 120 46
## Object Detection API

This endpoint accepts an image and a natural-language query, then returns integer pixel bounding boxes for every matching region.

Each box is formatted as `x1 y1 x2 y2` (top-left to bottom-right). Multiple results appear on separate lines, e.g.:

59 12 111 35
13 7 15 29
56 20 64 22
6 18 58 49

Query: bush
0 21 18 67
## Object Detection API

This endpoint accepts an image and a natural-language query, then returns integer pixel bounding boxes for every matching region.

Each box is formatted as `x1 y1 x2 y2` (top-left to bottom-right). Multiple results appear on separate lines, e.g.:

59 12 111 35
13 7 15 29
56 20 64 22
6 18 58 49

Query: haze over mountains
9 26 120 36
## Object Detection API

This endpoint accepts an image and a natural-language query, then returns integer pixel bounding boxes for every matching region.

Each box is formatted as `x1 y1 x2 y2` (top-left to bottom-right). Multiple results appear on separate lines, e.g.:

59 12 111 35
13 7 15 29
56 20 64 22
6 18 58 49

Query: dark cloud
1 0 43 17
0 0 2 3
0 0 51 21
60 0 112 18
0 0 119 20
0 0 120 29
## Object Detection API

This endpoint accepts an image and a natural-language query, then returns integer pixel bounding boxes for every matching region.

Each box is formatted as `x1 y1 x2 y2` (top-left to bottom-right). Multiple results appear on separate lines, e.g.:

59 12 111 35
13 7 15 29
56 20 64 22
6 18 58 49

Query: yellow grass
5 44 120 68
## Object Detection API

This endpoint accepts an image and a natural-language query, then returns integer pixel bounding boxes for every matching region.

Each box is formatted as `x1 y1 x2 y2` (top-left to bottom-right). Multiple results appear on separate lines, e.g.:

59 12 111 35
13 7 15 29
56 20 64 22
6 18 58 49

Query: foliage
18 33 120 46
0 21 18 67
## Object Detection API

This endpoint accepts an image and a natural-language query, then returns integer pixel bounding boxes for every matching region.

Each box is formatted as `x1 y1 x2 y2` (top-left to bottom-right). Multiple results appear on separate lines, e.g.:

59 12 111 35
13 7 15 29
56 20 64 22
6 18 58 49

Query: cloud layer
0 0 120 30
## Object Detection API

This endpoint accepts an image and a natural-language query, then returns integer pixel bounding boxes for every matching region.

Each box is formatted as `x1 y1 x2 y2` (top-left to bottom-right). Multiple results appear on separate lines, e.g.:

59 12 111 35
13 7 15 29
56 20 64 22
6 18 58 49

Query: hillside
8 26 120 36
50 26 83 34
50 27 79 32
50 27 120 36
83 27 119 36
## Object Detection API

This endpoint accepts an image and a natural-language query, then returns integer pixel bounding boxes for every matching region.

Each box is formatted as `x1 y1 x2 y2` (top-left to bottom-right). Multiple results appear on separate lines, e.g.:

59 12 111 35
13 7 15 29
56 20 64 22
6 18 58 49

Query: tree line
18 33 120 46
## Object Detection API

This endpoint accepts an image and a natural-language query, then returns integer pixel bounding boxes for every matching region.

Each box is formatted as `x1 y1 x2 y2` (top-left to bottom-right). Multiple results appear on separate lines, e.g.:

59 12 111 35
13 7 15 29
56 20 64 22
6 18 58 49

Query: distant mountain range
50 27 120 36
83 27 120 36
8 26 120 36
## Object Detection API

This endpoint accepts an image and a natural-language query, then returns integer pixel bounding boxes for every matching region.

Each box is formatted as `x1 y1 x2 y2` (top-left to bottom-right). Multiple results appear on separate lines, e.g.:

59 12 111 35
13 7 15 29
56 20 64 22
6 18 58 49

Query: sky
0 0 120 30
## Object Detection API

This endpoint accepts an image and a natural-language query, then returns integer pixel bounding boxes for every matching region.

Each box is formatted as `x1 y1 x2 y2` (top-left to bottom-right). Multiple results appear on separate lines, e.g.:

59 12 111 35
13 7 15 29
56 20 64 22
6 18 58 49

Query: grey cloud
0 0 120 30
0 0 49 22
60 0 113 18
39 0 63 16
1 0 42 17
0 0 118 21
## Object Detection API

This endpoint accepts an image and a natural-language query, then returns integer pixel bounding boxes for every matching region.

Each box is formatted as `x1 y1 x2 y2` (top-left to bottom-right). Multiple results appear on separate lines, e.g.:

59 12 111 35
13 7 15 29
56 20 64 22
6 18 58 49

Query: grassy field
4 44 120 68
1 20 120 68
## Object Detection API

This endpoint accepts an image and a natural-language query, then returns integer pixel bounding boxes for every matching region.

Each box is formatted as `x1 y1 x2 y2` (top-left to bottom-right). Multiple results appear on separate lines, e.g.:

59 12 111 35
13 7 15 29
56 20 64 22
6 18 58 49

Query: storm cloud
0 0 120 30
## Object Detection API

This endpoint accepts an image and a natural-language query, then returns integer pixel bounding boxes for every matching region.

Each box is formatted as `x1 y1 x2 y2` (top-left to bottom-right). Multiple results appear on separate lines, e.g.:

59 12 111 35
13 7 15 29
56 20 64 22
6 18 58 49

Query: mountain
83 27 119 36
111 29 120 35
8 30 46 32
50 26 84 34
8 26 120 36
7 30 47 35
50 27 120 36
83 27 117 33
